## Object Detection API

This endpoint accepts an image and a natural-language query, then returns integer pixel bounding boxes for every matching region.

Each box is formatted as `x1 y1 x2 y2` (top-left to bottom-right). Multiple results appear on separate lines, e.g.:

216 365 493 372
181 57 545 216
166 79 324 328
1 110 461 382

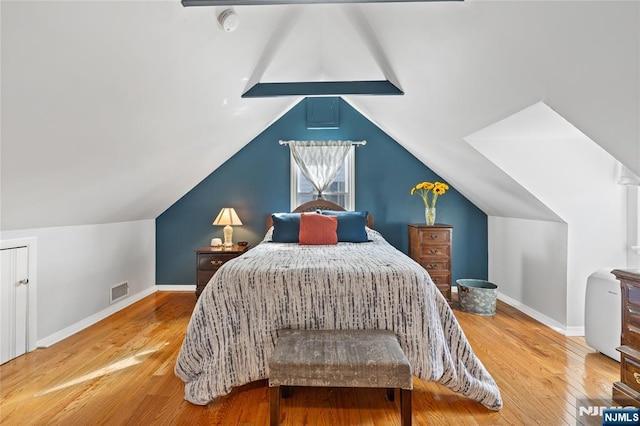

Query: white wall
468 103 629 332
479 138 626 329
488 217 568 329
628 186 640 269
0 220 156 345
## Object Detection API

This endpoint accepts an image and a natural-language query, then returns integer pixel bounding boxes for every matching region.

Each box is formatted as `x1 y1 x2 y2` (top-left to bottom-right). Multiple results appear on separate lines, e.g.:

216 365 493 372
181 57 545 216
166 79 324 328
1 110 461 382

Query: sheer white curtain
288 141 353 199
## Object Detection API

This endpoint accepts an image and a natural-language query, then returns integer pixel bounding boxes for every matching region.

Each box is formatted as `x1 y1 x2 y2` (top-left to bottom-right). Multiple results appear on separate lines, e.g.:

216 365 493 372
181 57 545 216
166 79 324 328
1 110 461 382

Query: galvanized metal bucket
456 279 498 316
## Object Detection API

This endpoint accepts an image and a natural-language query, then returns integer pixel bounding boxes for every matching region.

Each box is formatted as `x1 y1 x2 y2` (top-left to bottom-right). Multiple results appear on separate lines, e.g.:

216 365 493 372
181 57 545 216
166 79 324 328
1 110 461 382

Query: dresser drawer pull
211 260 224 266
428 249 439 255
429 234 439 240
426 264 440 269
634 372 640 384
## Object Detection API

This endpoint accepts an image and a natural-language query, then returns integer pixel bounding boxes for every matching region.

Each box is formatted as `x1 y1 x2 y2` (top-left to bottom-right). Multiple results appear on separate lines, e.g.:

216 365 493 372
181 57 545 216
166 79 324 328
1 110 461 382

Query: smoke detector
217 9 239 32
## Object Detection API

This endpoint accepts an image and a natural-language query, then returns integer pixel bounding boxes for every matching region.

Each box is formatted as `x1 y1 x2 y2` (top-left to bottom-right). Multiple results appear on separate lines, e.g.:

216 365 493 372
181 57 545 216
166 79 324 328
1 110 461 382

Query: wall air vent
110 281 129 304
306 97 340 129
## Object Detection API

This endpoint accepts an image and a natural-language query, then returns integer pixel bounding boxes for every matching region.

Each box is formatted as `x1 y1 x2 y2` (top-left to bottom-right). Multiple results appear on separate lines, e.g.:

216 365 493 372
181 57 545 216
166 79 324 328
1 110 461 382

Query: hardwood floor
1 291 618 425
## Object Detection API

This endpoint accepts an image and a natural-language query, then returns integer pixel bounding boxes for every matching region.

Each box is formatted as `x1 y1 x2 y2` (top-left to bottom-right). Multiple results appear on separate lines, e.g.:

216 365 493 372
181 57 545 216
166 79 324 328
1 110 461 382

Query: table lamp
212 207 243 247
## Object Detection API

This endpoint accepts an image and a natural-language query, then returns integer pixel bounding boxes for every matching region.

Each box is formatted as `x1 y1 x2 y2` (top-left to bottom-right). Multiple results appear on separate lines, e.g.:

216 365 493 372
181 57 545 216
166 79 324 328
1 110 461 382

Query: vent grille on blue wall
306 97 340 129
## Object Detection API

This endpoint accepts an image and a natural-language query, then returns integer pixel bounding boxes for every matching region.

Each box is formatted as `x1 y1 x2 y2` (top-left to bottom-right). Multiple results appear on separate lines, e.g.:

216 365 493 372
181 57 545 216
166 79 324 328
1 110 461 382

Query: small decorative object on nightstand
195 244 249 299
410 181 449 226
212 207 243 247
408 224 453 301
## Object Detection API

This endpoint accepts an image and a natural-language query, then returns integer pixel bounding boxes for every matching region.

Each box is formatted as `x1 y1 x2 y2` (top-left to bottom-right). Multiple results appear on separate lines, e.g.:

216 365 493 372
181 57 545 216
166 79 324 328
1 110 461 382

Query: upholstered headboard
266 200 374 230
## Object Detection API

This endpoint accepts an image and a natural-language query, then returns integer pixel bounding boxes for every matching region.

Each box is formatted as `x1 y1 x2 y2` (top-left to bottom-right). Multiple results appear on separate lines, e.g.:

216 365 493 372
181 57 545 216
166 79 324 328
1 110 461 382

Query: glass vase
425 207 436 226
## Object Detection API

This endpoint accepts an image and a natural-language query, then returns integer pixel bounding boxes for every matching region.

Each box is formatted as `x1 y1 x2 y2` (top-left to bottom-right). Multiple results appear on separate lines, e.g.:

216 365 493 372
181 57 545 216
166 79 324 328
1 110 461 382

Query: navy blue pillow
271 213 301 243
319 210 369 242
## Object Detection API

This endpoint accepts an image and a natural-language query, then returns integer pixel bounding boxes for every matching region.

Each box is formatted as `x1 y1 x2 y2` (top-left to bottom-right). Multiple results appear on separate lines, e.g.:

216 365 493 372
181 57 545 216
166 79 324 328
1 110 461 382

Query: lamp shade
212 208 243 226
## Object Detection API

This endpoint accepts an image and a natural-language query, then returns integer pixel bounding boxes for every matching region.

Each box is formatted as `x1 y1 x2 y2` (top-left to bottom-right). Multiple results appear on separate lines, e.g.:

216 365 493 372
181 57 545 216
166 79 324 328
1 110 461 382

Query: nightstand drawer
429 272 451 286
195 245 249 299
197 271 215 287
622 353 640 394
198 253 238 271
624 307 640 348
418 229 451 245
419 245 451 258
628 284 640 308
435 283 452 300
419 259 451 272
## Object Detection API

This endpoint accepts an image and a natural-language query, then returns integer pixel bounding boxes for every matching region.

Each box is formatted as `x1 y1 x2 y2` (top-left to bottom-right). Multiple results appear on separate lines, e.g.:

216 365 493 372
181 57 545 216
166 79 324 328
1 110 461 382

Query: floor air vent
110 281 129 304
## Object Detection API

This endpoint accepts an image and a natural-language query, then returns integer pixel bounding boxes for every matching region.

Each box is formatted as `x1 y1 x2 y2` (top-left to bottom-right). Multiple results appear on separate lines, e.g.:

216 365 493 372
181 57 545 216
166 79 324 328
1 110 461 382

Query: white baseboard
563 326 585 337
37 285 196 348
454 285 584 335
156 284 195 292
36 283 583 349
497 292 584 336
37 286 158 348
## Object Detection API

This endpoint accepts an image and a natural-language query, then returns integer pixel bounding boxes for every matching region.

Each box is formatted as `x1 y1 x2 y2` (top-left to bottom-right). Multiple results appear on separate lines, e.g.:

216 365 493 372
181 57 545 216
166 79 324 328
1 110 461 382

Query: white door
1 246 29 364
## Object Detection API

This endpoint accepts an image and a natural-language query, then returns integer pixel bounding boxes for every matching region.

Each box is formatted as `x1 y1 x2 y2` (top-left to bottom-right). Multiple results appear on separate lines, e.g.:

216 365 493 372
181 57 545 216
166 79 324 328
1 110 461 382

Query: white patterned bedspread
175 229 503 410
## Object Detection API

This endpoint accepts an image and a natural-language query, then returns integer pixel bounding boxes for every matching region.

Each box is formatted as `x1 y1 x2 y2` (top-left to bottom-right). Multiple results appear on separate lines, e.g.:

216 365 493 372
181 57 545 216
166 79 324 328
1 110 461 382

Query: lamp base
223 224 233 247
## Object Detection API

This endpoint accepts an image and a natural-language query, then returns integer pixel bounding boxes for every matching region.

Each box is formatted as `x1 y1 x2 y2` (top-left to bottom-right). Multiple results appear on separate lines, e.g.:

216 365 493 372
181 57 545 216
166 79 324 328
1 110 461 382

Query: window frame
290 149 355 211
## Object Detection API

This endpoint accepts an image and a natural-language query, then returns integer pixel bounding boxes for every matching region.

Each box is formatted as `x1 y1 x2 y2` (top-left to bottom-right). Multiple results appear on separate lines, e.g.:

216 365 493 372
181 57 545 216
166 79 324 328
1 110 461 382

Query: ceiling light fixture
217 9 239 32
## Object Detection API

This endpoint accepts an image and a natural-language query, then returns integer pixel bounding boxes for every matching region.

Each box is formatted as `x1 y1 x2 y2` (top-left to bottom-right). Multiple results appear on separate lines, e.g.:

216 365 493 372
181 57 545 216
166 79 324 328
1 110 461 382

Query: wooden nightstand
195 245 249 299
612 269 640 407
408 224 453 301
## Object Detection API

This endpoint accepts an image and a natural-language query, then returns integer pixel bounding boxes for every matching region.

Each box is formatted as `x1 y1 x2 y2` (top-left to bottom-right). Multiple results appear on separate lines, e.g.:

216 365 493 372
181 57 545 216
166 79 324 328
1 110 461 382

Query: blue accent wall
156 98 488 285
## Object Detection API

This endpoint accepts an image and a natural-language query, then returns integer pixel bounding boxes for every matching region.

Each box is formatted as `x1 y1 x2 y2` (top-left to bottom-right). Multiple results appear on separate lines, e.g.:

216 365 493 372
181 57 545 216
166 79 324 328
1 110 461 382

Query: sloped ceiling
249 6 392 84
1 1 638 230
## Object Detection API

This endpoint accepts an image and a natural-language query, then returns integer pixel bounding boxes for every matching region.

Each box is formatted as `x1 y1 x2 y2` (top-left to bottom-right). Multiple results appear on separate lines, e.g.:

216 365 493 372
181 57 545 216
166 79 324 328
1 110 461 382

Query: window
290 149 355 211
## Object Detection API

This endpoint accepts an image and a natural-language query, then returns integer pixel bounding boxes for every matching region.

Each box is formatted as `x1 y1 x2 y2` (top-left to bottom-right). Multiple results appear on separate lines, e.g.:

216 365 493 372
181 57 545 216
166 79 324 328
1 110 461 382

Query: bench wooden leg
282 386 291 399
400 389 412 426
386 388 395 401
270 385 280 426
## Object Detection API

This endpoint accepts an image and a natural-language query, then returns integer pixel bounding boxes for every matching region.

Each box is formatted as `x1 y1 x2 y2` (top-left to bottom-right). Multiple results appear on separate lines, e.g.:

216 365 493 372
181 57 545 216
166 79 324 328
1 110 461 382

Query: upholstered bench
268 329 413 426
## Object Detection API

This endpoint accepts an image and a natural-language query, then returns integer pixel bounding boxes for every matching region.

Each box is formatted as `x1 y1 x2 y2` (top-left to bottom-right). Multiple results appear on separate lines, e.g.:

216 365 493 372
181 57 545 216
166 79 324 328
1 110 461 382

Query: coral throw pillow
298 213 338 245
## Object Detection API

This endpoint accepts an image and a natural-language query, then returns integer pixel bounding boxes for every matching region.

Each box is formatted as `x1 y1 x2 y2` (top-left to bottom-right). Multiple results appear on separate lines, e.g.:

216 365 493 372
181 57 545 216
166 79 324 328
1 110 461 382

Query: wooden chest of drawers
613 268 640 407
408 224 453 301
195 245 249 299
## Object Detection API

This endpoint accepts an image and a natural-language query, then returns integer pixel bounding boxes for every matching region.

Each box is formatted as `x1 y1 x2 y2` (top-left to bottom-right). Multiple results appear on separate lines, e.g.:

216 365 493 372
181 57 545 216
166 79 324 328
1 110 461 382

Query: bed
175 201 502 411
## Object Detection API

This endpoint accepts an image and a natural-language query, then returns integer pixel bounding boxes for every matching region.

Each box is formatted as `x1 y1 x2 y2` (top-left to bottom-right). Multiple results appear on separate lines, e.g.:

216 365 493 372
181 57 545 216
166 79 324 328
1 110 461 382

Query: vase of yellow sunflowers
411 181 449 225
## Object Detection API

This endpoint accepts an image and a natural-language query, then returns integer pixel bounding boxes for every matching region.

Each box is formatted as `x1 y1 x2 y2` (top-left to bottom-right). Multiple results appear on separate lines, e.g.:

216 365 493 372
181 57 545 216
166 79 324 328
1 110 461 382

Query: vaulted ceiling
1 1 638 230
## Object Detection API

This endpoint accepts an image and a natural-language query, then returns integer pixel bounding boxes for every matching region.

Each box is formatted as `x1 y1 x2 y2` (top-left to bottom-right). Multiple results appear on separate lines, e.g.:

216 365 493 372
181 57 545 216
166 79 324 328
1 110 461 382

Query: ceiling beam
242 81 404 97
183 0 459 6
